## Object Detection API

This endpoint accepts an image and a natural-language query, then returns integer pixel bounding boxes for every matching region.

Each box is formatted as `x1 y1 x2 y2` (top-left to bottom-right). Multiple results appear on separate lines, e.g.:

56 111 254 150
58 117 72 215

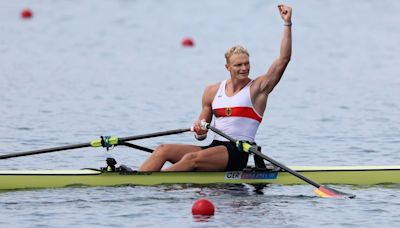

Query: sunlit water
0 0 399 227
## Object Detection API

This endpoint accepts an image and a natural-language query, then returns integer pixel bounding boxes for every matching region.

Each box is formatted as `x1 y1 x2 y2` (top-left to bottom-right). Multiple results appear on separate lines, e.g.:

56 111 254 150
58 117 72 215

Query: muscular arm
198 85 214 124
255 5 292 95
193 83 219 135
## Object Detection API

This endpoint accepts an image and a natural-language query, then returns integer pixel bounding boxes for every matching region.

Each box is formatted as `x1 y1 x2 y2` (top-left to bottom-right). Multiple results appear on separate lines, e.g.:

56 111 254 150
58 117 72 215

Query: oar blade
204 122 357 199
314 186 355 199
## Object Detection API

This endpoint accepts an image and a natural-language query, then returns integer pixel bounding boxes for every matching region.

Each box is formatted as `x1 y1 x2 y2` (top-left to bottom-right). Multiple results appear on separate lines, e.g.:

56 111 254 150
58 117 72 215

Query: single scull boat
1 165 399 191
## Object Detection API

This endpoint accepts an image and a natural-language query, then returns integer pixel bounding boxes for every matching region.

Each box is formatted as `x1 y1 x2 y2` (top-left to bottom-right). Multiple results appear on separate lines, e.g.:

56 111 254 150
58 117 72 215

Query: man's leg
163 146 228 171
139 144 202 171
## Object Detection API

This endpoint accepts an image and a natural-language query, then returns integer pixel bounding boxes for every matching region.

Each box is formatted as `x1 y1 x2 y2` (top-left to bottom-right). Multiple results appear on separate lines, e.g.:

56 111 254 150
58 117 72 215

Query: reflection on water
159 183 268 197
192 214 215 223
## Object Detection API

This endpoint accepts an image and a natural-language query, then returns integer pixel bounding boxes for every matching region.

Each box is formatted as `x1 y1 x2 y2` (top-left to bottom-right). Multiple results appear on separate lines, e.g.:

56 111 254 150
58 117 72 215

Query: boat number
225 171 278 180
225 171 242 179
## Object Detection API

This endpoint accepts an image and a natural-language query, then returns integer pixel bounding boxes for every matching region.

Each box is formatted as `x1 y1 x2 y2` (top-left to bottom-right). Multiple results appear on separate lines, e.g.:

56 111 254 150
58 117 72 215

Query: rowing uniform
201 80 263 171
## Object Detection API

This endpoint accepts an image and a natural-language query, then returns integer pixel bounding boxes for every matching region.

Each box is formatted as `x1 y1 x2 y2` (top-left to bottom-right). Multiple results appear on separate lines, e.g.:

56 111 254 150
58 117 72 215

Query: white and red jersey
212 80 263 142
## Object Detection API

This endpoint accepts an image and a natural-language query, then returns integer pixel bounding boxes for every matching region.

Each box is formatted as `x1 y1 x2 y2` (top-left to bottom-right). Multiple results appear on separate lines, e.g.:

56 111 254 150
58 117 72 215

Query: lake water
1 0 399 227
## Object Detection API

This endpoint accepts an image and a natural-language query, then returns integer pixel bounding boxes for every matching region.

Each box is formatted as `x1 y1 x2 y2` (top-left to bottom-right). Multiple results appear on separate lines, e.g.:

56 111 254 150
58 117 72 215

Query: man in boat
140 4 292 172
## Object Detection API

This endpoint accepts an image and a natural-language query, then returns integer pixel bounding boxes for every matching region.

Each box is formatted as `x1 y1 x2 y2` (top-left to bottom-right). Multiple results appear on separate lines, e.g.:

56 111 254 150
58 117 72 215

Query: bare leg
139 144 202 171
164 146 228 172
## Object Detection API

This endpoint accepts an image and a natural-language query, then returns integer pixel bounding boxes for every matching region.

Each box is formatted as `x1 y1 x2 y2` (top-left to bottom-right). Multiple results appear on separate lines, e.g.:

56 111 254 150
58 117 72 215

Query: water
1 0 400 227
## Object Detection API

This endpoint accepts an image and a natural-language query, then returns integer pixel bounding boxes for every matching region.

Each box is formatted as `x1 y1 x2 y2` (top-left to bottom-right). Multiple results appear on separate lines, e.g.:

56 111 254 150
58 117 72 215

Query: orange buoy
181 38 194 47
21 9 33 19
192 198 215 216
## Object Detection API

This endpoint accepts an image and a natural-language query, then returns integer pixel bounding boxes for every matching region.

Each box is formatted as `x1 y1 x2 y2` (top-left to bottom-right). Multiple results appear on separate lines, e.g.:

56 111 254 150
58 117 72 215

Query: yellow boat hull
1 166 399 191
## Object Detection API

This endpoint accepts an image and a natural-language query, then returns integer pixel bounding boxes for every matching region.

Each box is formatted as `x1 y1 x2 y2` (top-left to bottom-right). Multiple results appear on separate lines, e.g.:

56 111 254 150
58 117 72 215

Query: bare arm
256 5 292 95
193 83 219 136
197 85 214 125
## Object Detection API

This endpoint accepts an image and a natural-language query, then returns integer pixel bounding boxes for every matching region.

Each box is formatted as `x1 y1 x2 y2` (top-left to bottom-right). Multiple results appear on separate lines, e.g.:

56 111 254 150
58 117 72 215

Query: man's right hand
192 119 208 140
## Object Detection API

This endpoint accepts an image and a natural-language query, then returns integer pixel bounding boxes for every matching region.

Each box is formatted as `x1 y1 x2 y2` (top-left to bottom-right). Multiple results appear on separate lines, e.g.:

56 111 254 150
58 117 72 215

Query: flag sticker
225 171 278 180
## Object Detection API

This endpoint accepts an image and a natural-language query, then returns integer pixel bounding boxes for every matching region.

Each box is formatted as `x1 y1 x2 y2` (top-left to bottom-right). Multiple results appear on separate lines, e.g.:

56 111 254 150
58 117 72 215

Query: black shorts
201 140 249 171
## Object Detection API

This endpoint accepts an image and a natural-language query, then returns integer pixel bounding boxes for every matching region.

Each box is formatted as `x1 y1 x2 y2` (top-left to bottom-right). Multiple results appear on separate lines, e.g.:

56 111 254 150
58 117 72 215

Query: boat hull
1 166 399 191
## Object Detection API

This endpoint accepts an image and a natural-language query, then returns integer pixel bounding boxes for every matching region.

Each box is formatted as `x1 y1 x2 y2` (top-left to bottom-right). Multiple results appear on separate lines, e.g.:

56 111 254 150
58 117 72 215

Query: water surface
1 0 399 227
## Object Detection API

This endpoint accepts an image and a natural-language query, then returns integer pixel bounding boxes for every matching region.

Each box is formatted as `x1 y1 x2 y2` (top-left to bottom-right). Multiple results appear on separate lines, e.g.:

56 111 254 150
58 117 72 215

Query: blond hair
224 45 249 63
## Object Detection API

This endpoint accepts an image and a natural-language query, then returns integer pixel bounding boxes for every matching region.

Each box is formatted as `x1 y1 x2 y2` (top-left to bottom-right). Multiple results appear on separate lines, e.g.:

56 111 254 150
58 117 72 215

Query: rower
139 4 292 172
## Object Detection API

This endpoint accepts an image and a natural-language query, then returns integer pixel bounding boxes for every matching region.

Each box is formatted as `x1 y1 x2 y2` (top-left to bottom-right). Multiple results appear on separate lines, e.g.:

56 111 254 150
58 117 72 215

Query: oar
201 122 355 199
119 142 153 153
0 128 190 159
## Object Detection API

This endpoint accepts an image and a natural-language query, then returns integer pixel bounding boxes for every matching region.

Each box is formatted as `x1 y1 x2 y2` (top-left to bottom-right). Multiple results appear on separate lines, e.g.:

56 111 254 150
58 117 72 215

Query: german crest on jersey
225 107 232 116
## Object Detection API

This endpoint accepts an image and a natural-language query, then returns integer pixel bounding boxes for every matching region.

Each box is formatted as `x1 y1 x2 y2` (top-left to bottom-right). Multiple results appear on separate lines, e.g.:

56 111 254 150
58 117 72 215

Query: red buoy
181 38 194 47
192 198 215 216
21 9 33 19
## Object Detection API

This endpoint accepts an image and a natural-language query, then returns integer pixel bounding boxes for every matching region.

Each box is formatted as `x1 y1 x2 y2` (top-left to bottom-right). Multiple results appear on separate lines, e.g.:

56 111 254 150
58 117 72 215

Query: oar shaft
207 125 321 188
207 126 237 142
0 142 91 159
119 142 153 153
119 128 191 142
0 128 191 160
248 147 321 188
